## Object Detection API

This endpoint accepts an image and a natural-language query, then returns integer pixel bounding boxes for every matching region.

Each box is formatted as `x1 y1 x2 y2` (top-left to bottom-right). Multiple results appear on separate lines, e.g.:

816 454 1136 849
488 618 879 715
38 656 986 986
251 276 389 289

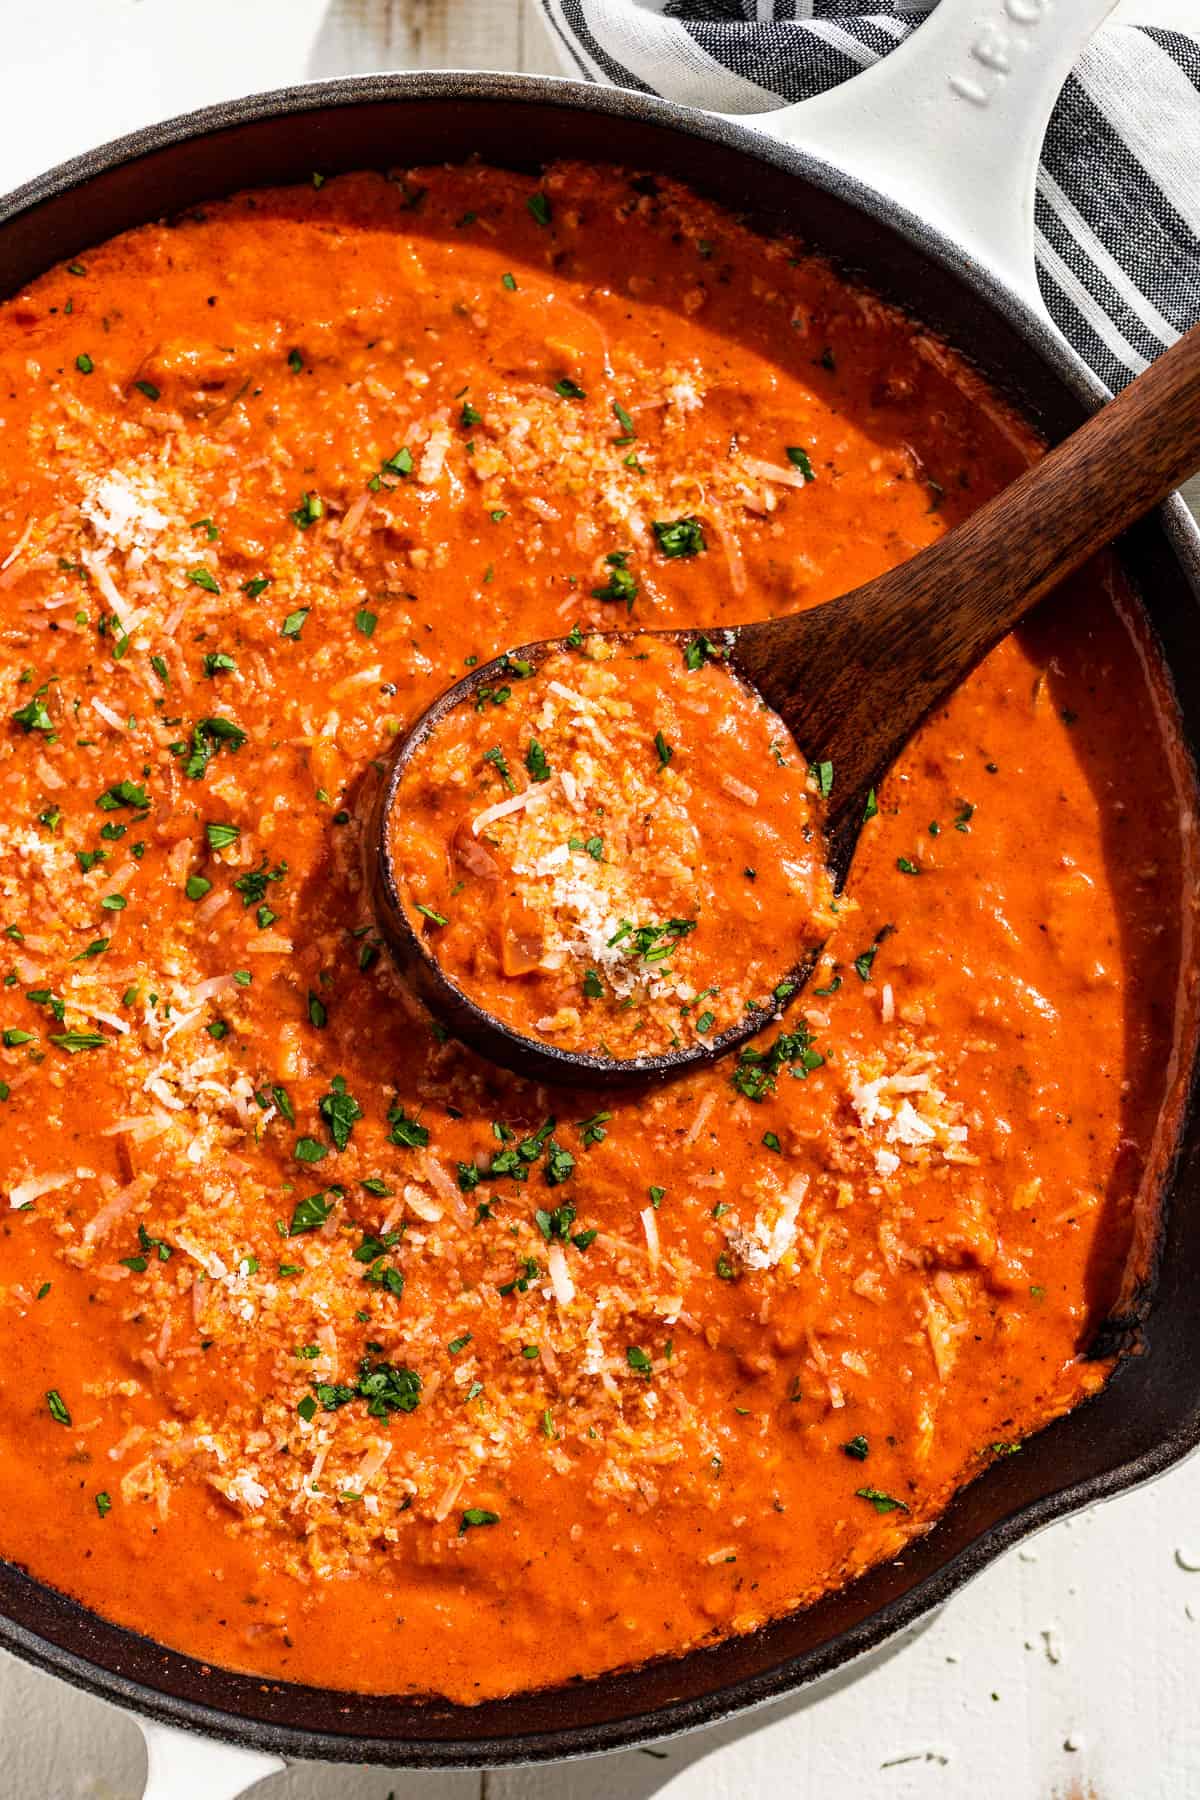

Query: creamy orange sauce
389 634 832 1056
0 163 1189 1704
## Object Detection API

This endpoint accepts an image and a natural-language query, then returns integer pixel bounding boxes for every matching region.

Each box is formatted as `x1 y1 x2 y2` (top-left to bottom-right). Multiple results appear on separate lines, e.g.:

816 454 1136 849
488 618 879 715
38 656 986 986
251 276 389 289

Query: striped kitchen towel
539 0 1200 391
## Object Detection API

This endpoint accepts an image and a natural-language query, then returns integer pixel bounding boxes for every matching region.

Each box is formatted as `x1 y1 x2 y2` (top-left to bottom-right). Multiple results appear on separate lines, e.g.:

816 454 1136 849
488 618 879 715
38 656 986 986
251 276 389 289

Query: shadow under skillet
480 1612 942 1799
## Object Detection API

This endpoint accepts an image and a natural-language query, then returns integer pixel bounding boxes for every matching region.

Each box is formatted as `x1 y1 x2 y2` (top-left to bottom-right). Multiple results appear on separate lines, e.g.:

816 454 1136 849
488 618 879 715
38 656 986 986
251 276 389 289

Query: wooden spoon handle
911 319 1200 627
735 321 1200 827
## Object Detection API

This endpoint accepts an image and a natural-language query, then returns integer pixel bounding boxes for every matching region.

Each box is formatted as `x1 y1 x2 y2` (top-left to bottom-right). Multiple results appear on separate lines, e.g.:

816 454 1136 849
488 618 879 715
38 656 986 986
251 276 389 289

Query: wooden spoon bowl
367 627 825 1088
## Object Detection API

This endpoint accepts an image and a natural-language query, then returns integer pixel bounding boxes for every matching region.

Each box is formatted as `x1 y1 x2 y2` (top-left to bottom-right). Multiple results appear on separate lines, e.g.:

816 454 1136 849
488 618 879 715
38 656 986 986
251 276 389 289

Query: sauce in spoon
386 632 836 1061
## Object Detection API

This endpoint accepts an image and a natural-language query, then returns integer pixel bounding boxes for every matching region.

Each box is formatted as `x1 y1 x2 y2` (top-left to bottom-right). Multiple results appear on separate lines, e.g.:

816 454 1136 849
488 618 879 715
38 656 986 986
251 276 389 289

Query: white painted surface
0 3 1197 1795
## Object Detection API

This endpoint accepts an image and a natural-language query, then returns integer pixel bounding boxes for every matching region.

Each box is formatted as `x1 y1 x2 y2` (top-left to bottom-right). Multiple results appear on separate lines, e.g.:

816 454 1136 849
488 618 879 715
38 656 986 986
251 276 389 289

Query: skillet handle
744 0 1117 323
139 1717 285 1799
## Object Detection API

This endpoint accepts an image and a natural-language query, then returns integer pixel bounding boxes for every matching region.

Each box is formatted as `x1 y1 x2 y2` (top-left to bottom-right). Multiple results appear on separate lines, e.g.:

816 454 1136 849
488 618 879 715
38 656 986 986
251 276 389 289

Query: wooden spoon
369 322 1200 1086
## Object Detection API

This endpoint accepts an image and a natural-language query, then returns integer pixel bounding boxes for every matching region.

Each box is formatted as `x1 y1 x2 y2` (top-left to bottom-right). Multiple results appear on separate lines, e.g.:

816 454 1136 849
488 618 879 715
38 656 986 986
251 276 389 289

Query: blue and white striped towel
540 0 1200 391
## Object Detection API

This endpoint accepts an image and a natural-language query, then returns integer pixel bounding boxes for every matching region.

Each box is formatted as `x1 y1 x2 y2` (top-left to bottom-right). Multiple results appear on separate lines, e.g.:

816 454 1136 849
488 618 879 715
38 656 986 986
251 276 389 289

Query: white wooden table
1 5 1197 1795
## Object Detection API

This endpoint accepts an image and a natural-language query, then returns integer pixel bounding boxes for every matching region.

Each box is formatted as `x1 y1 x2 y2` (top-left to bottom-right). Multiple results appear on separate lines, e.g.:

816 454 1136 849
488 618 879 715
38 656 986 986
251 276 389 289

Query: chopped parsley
852 947 877 986
785 445 816 481
856 1486 909 1514
233 858 287 908
482 745 514 792
732 1024 823 1101
96 778 148 812
355 1230 405 1299
591 549 638 607
652 516 705 558
544 1140 576 1186
185 716 246 780
72 937 110 961
313 1357 421 1419
288 1189 337 1236
683 633 728 670
319 1074 362 1151
11 682 55 735
291 491 324 530
49 1031 106 1054
387 1105 430 1149
577 1110 611 1147
525 739 551 783
607 916 696 962
535 1201 576 1241
496 1252 539 1296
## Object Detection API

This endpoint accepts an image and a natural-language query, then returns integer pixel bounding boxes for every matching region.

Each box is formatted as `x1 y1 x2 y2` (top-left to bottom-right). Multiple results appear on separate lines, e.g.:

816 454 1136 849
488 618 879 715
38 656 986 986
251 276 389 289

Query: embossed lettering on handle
743 0 1117 324
949 0 1049 105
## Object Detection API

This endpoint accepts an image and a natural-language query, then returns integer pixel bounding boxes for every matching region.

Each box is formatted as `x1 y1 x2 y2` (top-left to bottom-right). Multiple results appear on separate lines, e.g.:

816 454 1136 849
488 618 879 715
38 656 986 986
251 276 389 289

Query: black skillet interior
2 76 1199 1767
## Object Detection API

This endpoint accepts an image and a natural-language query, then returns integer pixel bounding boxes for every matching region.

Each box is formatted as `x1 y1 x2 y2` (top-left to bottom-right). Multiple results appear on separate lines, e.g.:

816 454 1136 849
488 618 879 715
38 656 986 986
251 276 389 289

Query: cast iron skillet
1 53 1199 1781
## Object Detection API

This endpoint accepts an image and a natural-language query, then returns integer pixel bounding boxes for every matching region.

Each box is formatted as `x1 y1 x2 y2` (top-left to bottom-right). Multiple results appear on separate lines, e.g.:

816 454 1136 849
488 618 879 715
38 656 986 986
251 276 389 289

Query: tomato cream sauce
389 634 833 1057
0 163 1191 1703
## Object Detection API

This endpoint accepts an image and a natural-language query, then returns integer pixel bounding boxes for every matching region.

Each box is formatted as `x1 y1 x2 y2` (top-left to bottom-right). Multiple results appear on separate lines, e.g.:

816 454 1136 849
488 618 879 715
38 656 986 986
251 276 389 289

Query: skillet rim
0 68 1198 1769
